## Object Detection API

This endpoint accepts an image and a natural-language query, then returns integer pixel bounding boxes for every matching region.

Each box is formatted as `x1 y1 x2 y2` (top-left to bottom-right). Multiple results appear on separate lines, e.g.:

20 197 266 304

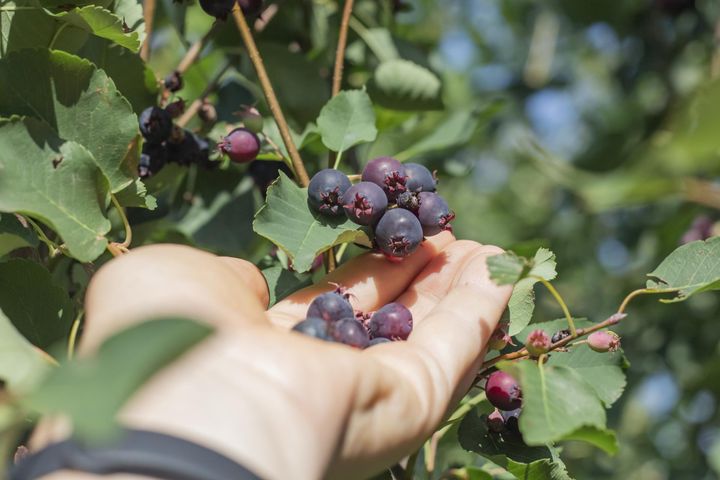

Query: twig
532 276 576 336
111 194 132 249
617 287 679 314
232 6 310 186
176 22 221 75
683 178 720 211
23 216 60 255
67 310 84 360
140 0 156 61
331 0 354 97
176 62 232 128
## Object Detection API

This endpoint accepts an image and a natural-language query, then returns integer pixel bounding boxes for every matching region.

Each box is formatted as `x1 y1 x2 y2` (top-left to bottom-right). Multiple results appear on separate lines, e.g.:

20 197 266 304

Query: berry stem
262 134 295 173
332 0 355 97
23 216 61 256
67 310 84 360
176 61 232 128
617 287 680 314
140 0 156 61
532 276 576 337
232 6 310 186
111 193 132 249
176 22 221 76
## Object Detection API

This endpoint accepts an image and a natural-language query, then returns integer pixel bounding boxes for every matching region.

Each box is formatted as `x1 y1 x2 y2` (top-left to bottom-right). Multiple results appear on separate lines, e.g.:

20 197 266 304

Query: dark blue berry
138 142 167 178
307 292 354 322
199 0 235 19
368 337 391 346
330 318 369 348
139 106 172 143
167 129 201 166
368 302 413 340
292 317 330 340
395 191 420 213
404 163 436 192
361 157 407 201
163 71 183 92
342 182 388 226
218 127 261 163
417 192 454 236
374 208 424 258
308 169 352 217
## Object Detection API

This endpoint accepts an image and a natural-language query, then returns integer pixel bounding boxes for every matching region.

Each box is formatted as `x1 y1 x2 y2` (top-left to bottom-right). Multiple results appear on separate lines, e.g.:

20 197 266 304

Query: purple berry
342 182 388 226
361 157 407 201
395 191 420 213
587 331 621 353
374 208 424 258
138 142 166 178
307 291 354 322
404 163 436 192
198 100 217 126
236 105 264 134
525 329 551 357
164 99 185 118
163 71 183 93
238 0 264 16
292 317 330 340
417 192 455 236
218 127 261 163
485 371 522 411
486 409 505 433
368 337 391 346
199 0 235 19
330 318 370 348
167 129 202 166
139 106 172 144
368 302 413 340
308 169 352 217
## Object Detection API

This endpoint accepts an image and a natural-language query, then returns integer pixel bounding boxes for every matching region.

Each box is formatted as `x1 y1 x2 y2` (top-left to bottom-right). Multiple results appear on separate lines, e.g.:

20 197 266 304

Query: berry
167 129 201 166
164 98 185 118
361 157 407 201
485 371 522 411
249 161 292 198
138 142 167 178
417 192 455 236
367 302 413 340
501 408 522 435
551 329 571 344
587 331 621 353
163 71 183 92
194 135 218 170
404 163 437 192
368 337 391 346
199 0 235 20
488 325 512 351
236 105 264 134
308 169 352 217
395 191 420 213
139 106 172 144
307 291 354 322
198 100 217 126
292 317 330 341
525 329 551 357
238 0 264 16
342 182 388 226
486 409 505 433
330 318 370 348
374 208 424 258
218 127 261 163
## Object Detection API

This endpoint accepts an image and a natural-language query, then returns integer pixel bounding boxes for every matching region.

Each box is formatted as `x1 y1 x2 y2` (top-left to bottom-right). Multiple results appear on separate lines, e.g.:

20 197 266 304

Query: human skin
32 232 511 480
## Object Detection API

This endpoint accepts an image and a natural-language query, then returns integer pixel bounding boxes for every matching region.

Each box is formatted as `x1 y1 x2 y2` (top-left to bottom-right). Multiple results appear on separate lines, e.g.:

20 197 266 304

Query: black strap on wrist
9 429 263 480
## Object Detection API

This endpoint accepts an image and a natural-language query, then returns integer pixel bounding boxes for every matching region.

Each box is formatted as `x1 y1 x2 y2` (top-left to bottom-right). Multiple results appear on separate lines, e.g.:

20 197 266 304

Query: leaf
317 90 377 154
368 59 443 111
0 49 138 193
487 252 532 285
0 214 38 256
0 0 57 57
0 117 111 261
262 265 313 306
504 360 607 446
0 259 74 351
547 344 626 407
507 448 574 480
646 237 720 302
507 278 537 335
562 425 618 455
253 172 370 273
24 318 213 440
110 0 145 45
48 5 140 51
0 307 50 390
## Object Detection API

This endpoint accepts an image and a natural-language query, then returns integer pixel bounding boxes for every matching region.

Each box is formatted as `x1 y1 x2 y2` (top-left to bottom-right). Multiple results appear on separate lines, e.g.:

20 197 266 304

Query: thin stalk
67 311 84 360
531 276 576 336
331 0 354 96
332 150 343 170
233 6 310 186
23 217 60 254
176 22 220 76
49 23 68 50
617 287 679 314
140 0 156 61
177 61 232 128
111 194 132 248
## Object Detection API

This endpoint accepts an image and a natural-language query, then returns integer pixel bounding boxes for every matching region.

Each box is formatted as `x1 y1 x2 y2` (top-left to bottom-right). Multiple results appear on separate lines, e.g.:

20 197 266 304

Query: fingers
268 232 455 329
218 256 270 308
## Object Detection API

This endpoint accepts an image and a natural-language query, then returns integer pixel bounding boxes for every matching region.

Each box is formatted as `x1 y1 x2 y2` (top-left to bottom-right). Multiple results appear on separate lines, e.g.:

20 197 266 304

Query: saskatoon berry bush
1 0 720 478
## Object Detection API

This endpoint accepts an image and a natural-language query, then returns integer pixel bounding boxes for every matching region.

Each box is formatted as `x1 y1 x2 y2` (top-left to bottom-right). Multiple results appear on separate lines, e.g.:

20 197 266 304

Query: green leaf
24 318 212 440
0 49 138 193
0 213 38 256
0 0 57 57
317 90 377 154
561 425 618 455
0 117 111 260
48 5 140 51
368 59 443 111
507 448 574 480
0 307 50 390
110 0 145 45
646 237 720 302
253 172 370 273
487 252 532 285
546 344 626 407
504 360 607 446
0 259 74 351
262 265 313 306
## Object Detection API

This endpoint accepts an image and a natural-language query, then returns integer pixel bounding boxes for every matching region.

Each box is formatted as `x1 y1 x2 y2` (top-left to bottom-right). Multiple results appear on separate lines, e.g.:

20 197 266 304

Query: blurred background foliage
99 0 720 478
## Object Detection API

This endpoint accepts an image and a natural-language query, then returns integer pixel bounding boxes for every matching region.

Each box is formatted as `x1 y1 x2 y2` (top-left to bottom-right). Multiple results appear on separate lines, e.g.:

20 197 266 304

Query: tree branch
140 0 156 61
176 61 232 128
332 0 354 97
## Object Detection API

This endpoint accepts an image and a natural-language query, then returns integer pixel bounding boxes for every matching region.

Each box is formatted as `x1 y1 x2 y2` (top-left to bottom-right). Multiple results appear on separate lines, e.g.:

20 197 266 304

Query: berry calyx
330 318 370 349
404 163 437 192
218 127 261 163
368 302 413 340
395 191 420 213
587 331 621 353
374 208 424 258
417 192 455 236
486 409 505 433
292 317 330 341
488 324 513 351
361 157 407 201
525 329 551 357
342 182 388 226
307 169 352 217
307 291 354 323
485 371 522 411
139 106 172 144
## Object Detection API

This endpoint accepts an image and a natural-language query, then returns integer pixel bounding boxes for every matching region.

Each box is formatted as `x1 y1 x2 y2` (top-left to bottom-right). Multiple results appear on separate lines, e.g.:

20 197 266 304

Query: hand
32 233 511 480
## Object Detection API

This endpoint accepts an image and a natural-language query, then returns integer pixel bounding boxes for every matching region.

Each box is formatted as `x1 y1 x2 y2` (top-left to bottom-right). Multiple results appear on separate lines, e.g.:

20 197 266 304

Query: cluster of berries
307 157 454 259
199 0 263 20
292 285 413 349
138 104 215 178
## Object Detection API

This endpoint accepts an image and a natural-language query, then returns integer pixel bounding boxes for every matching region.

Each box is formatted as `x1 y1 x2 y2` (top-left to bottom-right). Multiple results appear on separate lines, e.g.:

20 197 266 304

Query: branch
331 0 354 97
532 276 576 336
176 61 232 128
176 22 221 76
140 0 156 61
232 6 310 186
617 287 679 314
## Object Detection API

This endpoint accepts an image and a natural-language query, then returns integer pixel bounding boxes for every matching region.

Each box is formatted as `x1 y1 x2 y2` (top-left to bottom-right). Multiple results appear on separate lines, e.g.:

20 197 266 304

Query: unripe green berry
525 329 551 357
587 331 621 353
488 324 512 351
236 105 264 134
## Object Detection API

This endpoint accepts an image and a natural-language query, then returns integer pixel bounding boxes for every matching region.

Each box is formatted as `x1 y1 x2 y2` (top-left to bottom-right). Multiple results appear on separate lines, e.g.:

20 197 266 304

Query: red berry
525 329 551 357
587 331 621 353
485 371 522 411
218 127 261 163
